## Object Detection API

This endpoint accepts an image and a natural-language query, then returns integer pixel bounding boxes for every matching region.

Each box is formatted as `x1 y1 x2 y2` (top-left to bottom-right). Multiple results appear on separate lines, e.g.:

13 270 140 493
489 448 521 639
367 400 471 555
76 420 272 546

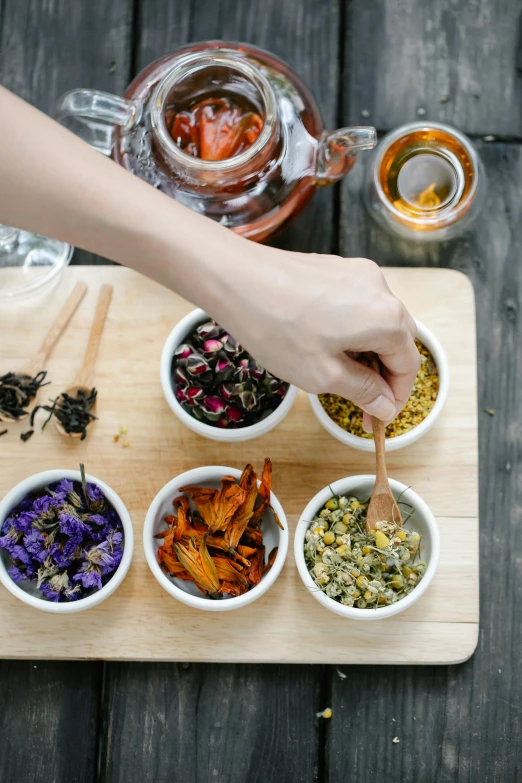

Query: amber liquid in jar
378 127 476 231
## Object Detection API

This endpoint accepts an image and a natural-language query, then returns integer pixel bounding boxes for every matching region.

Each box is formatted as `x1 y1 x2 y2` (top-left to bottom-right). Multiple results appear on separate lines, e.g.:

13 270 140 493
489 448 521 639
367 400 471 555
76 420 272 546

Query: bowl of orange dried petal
143 459 288 611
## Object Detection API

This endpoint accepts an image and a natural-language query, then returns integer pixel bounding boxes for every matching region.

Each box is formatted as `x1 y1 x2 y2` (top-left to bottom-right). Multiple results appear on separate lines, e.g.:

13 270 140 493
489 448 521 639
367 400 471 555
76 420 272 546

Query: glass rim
150 52 277 173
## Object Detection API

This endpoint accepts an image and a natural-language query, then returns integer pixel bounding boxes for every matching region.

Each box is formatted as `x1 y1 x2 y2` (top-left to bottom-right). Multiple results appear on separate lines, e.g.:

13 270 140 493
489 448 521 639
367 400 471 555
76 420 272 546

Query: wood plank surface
100 5 342 781
1 0 521 780
0 660 101 783
99 662 322 783
0 0 133 268
344 0 522 138
0 265 478 663
0 3 132 782
327 142 522 780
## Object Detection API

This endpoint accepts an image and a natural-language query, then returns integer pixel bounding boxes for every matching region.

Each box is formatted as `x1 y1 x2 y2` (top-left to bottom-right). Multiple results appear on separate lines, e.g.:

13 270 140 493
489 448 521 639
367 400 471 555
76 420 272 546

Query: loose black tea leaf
20 430 34 442
0 429 8 437
31 388 97 440
0 371 50 421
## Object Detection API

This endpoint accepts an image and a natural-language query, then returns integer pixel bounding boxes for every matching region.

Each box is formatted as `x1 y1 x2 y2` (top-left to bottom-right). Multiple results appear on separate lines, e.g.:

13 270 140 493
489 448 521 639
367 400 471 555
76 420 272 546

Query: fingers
378 330 421 416
325 355 396 421
403 307 417 339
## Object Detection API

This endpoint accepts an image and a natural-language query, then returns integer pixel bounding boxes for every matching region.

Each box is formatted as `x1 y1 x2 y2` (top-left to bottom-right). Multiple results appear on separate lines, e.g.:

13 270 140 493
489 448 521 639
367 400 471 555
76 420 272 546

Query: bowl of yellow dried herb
143 459 288 611
161 308 298 442
308 320 449 451
294 474 439 620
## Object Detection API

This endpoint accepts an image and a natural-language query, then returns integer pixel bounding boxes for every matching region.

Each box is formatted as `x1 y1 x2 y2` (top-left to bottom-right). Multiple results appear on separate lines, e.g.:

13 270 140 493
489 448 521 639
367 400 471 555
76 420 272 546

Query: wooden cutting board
0 266 478 664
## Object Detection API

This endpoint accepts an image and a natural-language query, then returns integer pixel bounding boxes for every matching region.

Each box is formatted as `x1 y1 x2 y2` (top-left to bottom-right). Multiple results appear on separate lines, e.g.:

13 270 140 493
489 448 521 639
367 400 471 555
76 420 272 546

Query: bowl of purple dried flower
160 309 298 442
0 465 133 613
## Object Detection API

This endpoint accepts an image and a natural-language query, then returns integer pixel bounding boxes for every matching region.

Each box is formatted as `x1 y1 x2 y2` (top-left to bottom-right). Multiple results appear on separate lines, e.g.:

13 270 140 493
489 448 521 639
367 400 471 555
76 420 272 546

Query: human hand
206 243 420 425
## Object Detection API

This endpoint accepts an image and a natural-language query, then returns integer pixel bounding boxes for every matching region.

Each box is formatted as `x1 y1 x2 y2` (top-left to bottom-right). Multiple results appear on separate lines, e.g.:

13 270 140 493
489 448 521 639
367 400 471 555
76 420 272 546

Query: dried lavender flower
172 319 289 428
0 466 124 602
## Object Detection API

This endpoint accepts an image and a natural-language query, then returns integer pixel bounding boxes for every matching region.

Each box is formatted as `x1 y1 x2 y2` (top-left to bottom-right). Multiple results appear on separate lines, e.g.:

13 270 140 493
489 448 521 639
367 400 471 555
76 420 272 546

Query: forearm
0 87 420 418
0 86 244 313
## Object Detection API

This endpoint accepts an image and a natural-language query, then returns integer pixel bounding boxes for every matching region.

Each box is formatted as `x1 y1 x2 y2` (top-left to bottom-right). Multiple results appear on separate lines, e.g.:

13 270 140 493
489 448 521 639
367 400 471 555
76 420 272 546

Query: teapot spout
315 126 376 186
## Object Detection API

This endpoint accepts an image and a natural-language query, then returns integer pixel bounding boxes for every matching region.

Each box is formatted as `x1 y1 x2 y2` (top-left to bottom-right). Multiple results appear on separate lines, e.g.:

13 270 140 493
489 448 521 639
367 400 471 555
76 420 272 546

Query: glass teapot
56 42 376 242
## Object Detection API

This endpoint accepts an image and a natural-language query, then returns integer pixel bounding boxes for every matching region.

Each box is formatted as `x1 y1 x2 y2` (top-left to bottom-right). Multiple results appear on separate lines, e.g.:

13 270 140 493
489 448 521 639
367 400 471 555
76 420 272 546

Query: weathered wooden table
0 1 520 780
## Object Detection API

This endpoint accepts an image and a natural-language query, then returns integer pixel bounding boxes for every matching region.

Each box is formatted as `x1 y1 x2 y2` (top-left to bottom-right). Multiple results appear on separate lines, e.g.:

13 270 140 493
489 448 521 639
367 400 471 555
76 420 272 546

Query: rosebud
174 343 192 360
196 321 221 340
186 354 211 376
203 339 223 354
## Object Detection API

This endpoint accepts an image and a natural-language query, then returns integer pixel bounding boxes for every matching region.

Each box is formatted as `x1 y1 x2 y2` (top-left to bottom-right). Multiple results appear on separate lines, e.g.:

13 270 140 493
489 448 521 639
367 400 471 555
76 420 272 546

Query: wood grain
0 4 133 782
0 0 133 268
111 7 342 780
344 0 522 138
0 659 101 783
0 265 478 664
99 662 322 783
330 141 522 781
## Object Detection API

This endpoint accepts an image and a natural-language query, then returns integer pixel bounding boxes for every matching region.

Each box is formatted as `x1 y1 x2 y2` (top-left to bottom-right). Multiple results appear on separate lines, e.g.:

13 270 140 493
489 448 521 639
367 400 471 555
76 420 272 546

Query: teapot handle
315 126 376 186
54 90 141 156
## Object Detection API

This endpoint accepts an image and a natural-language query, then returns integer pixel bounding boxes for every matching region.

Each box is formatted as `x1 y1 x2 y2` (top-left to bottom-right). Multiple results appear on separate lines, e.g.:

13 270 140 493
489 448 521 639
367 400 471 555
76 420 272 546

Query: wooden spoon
0 281 88 423
366 356 402 532
56 284 113 439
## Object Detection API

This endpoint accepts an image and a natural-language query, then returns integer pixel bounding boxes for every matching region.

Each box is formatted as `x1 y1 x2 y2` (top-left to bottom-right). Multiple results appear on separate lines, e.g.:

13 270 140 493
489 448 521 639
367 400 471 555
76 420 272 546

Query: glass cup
364 121 484 241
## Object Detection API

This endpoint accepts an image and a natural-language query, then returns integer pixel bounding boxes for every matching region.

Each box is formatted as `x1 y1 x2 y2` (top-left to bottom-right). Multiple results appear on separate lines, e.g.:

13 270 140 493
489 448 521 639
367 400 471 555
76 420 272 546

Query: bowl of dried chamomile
294 474 439 620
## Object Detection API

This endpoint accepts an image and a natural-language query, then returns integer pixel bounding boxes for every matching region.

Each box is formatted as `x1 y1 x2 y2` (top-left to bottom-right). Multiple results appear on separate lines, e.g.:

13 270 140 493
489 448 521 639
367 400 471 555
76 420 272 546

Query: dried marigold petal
244 547 265 586
252 458 273 522
172 496 190 541
219 581 246 597
263 546 278 575
225 463 258 550
199 533 220 592
237 545 257 558
212 556 249 587
174 538 220 594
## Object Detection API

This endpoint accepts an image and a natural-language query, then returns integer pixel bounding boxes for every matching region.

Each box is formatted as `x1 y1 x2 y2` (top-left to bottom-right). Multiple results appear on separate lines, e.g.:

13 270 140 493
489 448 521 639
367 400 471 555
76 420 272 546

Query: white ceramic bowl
160 308 298 442
308 319 449 452
294 474 440 621
143 465 288 611
0 469 134 614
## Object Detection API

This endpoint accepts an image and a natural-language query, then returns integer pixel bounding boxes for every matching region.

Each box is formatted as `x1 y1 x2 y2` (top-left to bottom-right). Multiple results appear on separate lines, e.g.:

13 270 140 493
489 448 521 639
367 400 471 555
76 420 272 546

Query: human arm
0 86 419 421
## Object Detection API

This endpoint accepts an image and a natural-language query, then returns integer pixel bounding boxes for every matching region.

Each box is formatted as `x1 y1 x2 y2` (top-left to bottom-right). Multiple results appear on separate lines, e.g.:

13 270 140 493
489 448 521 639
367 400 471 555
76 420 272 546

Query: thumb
326 354 396 421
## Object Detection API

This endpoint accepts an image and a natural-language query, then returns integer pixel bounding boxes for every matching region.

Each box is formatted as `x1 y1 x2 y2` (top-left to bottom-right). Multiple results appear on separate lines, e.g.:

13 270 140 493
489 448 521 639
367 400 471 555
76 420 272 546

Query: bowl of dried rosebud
160 308 298 442
308 319 449 451
143 459 288 611
0 465 134 613
294 474 439 620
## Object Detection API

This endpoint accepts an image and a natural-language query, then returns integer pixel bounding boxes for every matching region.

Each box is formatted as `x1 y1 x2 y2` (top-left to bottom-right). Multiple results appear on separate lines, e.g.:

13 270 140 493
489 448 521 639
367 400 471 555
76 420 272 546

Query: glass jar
364 121 484 242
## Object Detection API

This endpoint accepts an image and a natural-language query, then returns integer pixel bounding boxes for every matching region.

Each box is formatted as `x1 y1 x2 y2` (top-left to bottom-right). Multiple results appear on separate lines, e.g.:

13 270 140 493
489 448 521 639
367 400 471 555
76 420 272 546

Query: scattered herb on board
0 464 124 602
304 493 426 609
156 458 281 598
31 388 97 440
0 429 7 438
319 340 439 438
317 708 333 719
113 426 130 447
0 371 50 421
173 320 289 429
20 430 34 442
